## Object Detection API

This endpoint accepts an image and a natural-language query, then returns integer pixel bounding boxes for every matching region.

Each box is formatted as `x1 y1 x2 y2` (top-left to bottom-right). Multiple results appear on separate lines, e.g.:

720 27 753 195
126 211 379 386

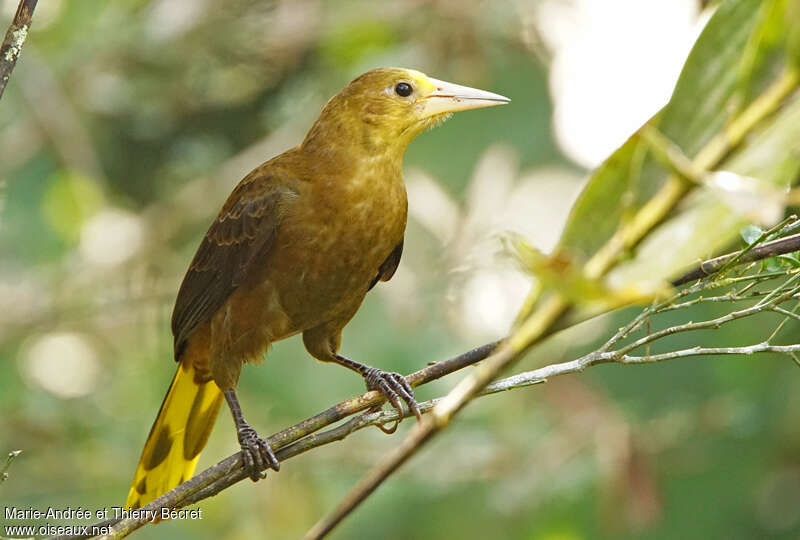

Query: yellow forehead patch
405 69 436 95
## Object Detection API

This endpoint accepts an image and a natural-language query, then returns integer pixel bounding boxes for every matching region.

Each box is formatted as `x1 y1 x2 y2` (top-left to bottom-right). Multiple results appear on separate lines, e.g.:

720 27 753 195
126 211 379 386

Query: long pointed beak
421 77 510 118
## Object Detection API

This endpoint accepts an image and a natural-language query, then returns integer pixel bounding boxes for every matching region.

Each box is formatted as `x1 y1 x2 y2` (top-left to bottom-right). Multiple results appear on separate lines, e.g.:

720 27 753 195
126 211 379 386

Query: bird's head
302 67 509 156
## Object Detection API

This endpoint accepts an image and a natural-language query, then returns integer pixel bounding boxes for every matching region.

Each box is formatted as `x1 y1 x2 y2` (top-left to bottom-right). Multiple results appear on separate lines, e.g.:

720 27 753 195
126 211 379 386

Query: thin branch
712 216 798 279
462 340 800 399
298 331 800 447
0 0 37 100
673 229 800 285
658 288 780 312
1 449 22 484
265 336 800 491
770 305 800 322
301 318 800 539
615 342 800 363
80 341 501 539
613 278 800 358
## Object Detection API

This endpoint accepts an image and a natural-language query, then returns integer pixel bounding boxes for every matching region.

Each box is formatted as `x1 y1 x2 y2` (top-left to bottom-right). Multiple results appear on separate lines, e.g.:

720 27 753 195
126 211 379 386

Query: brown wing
171 179 294 358
369 240 403 291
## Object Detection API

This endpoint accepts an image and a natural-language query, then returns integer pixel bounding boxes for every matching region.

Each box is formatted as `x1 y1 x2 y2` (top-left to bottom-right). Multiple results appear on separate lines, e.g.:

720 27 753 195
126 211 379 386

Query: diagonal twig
0 0 37 100
673 224 800 285
1 449 22 484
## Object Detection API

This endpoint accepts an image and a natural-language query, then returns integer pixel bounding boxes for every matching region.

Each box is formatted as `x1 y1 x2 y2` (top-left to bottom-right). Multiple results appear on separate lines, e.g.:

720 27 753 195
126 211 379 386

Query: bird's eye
394 82 412 97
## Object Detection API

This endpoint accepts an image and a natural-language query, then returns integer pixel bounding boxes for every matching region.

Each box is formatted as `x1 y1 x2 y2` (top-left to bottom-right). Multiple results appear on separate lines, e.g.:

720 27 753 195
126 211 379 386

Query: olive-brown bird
126 67 509 509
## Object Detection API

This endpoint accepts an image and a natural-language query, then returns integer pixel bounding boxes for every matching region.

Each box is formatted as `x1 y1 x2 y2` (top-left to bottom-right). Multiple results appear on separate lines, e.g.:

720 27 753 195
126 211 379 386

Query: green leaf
737 0 792 103
554 0 800 295
765 257 784 272
559 0 764 259
607 93 800 288
531 0 800 333
777 254 800 268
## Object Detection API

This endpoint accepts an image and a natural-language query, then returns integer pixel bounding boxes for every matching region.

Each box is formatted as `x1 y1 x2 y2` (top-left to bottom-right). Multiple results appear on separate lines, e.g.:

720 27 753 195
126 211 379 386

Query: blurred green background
1 0 799 539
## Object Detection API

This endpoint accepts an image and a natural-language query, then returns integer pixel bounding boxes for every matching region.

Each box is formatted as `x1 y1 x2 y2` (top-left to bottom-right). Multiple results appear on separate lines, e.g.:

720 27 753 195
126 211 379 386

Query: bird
125 67 509 509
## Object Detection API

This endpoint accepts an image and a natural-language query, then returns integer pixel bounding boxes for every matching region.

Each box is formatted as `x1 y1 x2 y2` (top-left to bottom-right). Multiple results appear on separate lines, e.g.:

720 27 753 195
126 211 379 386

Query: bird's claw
362 367 422 425
237 425 280 481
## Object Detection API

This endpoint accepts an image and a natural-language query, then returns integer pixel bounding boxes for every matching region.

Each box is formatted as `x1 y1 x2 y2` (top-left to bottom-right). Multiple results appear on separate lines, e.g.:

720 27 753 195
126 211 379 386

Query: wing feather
171 179 293 357
369 240 403 291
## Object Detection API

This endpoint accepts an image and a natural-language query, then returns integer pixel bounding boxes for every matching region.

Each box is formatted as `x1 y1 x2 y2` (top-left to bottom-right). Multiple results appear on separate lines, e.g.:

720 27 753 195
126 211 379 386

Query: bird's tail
125 357 223 509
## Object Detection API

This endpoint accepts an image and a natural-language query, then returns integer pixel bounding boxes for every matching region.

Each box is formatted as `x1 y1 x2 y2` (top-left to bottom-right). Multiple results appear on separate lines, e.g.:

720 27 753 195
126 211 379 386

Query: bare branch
81 341 501 539
1 449 22 484
674 230 800 285
0 0 37 100
615 342 800 363
770 305 800 322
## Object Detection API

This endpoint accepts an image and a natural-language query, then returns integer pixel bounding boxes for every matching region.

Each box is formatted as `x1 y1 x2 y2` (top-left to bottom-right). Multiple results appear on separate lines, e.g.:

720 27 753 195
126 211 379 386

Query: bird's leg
332 354 422 424
224 388 280 481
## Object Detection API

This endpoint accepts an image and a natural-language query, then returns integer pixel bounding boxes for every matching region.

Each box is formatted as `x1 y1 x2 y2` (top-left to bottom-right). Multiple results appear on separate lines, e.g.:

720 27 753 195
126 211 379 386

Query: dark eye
394 82 412 97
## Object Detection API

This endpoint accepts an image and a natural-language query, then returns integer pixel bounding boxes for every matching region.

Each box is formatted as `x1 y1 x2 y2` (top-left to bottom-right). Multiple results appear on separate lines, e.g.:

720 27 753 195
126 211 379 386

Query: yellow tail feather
125 359 223 509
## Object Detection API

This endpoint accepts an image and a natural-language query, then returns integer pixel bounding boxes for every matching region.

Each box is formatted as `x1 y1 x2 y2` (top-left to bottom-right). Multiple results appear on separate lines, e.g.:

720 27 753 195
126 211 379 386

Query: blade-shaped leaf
607 93 800 288
558 0 767 258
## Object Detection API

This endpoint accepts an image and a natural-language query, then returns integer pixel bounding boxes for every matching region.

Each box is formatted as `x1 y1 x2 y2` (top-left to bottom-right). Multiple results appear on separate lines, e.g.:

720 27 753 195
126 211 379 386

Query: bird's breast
267 163 408 328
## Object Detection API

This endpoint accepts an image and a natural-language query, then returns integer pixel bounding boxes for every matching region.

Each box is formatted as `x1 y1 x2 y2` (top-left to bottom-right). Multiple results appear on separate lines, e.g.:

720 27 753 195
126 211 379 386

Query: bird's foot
362 367 422 427
237 424 280 482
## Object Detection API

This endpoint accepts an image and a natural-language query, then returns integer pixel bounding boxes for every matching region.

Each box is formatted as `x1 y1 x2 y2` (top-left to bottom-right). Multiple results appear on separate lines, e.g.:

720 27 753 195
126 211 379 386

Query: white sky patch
22 332 101 399
409 145 584 337
537 0 706 168
506 167 584 252
79 208 144 268
460 269 531 338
